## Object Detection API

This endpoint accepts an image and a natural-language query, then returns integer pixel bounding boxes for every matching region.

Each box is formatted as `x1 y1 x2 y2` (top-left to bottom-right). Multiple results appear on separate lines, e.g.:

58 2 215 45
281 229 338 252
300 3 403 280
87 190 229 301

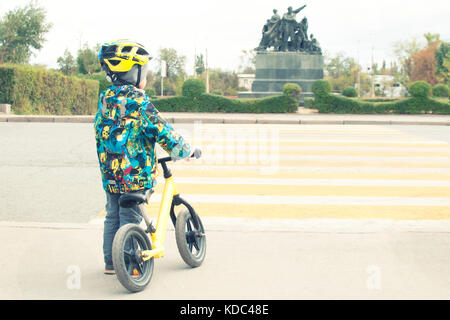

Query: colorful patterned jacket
94 85 191 194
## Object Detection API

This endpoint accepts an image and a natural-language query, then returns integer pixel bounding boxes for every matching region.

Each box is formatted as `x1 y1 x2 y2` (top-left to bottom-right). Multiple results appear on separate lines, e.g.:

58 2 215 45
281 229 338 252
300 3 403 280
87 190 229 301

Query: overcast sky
1 0 448 74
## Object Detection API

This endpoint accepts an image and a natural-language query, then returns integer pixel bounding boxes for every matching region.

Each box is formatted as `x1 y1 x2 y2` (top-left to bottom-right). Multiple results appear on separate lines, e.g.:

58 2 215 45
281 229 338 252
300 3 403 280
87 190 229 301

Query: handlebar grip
191 148 202 159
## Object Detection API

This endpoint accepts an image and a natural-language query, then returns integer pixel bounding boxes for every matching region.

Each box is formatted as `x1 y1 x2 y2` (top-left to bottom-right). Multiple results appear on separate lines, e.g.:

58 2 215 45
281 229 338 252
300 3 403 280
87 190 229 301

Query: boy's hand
185 148 202 162
191 148 202 159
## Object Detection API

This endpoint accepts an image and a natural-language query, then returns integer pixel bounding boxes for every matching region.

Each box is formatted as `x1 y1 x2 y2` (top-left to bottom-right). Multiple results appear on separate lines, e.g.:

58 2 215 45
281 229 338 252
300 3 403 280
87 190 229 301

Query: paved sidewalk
1 112 450 126
0 218 449 299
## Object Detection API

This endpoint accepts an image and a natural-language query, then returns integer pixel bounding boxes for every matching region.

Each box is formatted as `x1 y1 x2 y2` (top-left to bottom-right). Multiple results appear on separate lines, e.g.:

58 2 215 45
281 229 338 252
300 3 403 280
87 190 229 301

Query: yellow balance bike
111 149 206 292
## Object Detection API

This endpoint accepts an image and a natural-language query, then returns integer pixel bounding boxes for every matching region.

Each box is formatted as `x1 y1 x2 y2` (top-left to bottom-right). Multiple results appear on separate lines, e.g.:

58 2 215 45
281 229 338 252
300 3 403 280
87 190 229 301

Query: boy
95 40 192 274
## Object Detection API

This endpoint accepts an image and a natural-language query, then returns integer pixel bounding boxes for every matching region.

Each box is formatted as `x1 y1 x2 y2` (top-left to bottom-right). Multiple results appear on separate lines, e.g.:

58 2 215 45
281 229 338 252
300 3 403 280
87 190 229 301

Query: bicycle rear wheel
112 224 154 292
175 209 206 267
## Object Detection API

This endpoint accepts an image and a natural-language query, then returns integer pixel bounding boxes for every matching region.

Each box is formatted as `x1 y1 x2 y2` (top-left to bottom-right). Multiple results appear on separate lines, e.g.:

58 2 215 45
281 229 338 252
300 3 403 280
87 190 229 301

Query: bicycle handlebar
158 148 202 164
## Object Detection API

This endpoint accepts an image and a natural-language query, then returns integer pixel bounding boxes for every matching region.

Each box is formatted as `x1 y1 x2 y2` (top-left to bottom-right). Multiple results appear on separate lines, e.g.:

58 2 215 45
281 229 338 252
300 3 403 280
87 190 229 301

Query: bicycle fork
139 175 203 262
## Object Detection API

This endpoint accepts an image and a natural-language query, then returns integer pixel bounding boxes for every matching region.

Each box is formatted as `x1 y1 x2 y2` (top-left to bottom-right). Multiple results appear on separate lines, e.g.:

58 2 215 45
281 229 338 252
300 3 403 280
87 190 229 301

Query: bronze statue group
256 5 322 54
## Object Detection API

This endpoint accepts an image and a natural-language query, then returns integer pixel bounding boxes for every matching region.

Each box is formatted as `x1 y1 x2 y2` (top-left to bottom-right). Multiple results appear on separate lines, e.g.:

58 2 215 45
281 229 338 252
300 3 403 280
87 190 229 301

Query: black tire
112 224 154 292
175 209 206 267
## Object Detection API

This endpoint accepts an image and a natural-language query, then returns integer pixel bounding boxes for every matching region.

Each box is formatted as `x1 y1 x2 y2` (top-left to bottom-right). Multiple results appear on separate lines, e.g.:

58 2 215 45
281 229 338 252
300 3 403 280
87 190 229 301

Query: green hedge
282 83 302 101
409 81 431 98
432 84 449 98
342 87 358 98
77 72 110 96
153 93 297 113
312 80 332 97
182 78 206 98
151 78 298 113
359 98 400 103
311 80 450 114
0 64 99 115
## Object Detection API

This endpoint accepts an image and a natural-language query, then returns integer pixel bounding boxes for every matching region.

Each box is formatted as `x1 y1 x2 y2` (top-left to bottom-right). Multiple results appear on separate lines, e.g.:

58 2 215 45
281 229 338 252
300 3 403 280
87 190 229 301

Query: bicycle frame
139 158 201 262
137 175 175 261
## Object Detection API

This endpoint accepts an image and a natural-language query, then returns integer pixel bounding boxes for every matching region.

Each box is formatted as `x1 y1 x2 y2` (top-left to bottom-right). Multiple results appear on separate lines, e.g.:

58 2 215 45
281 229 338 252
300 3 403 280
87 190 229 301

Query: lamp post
161 60 167 97
205 48 209 93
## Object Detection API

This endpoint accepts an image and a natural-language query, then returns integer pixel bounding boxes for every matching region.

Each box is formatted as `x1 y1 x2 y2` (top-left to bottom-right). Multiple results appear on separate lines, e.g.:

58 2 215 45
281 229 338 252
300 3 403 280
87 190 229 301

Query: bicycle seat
119 189 153 208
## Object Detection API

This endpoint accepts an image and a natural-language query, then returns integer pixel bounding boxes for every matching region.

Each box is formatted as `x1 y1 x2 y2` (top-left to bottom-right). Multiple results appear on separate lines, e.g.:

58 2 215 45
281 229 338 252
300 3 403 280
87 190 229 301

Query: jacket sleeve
141 101 191 160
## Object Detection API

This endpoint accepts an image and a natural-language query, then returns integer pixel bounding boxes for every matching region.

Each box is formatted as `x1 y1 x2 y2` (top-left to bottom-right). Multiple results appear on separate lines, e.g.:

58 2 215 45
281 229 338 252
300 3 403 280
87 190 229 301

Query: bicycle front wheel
175 209 206 268
112 224 154 292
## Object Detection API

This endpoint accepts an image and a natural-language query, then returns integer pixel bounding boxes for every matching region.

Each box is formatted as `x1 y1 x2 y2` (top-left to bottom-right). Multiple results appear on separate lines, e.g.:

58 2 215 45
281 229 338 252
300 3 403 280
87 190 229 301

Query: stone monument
238 4 324 103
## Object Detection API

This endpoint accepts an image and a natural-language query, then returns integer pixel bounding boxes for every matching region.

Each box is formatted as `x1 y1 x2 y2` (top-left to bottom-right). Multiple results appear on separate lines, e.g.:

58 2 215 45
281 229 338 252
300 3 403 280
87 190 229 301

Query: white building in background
238 74 255 91
373 75 407 98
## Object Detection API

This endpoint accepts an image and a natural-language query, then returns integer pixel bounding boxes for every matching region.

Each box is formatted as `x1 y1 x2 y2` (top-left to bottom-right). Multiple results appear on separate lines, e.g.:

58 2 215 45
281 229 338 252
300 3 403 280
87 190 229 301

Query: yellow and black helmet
99 40 152 72
99 40 152 86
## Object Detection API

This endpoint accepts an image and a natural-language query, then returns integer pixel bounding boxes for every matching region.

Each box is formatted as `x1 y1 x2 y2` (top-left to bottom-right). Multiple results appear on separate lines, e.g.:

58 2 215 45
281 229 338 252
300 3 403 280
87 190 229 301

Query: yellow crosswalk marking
190 204 450 220
97 125 450 221
171 169 450 181
274 150 450 157
126 203 450 220
173 184 450 198
181 160 450 168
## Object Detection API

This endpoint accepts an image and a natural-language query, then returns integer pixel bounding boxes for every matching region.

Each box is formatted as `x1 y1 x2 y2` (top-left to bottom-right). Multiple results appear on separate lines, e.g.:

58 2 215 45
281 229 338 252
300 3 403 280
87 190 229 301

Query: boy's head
98 40 152 89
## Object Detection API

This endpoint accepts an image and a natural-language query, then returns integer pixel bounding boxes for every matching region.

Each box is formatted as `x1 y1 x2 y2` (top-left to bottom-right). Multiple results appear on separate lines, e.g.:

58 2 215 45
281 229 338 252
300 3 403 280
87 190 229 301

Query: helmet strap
136 65 142 87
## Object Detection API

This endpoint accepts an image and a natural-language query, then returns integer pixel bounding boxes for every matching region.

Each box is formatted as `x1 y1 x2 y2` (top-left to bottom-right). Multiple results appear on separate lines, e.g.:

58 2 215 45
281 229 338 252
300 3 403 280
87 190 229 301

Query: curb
0 115 94 123
0 115 449 126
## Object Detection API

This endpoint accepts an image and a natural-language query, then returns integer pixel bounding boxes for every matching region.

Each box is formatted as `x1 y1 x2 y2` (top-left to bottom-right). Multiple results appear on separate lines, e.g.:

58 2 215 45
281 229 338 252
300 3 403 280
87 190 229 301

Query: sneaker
131 268 140 278
104 264 115 275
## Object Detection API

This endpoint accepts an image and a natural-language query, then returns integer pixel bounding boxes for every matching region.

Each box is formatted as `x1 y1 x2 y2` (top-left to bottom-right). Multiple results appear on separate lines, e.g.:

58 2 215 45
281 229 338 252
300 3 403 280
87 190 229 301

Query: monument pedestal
238 52 324 103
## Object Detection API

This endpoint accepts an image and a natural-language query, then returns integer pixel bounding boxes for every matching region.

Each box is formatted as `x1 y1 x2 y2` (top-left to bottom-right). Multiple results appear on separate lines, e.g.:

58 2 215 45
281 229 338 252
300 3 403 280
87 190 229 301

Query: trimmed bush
145 88 157 98
152 96 196 112
0 64 99 115
151 79 298 114
153 93 297 113
359 98 400 103
432 84 449 98
211 89 224 96
250 94 298 113
198 94 249 113
282 83 302 101
342 87 358 98
312 79 331 98
77 72 110 96
409 81 432 98
310 80 450 115
303 98 315 108
181 78 206 98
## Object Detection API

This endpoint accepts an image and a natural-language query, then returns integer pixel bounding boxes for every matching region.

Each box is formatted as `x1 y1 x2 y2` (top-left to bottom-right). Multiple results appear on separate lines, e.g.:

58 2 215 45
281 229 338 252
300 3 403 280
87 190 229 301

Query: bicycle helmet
98 40 152 87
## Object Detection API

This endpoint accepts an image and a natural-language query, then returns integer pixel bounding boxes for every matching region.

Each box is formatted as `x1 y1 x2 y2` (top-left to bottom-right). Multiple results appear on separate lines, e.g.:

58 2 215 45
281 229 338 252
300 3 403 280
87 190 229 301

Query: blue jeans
103 191 143 267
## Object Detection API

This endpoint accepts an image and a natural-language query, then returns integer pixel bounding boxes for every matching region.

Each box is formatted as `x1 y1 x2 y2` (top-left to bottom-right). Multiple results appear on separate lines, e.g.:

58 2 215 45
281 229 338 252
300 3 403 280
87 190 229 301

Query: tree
392 34 449 86
324 52 370 94
195 54 205 76
153 48 186 95
77 43 101 75
0 2 52 64
57 49 77 75
325 53 358 79
381 60 387 75
409 41 440 85
238 49 256 74
198 68 239 96
392 36 425 84
156 48 186 79
390 61 399 75
424 32 440 46
435 41 449 84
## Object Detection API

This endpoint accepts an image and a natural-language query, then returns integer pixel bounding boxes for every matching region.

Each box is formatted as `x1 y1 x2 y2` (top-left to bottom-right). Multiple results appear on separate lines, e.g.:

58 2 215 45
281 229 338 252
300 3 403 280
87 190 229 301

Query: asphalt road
1 122 450 223
0 122 449 299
